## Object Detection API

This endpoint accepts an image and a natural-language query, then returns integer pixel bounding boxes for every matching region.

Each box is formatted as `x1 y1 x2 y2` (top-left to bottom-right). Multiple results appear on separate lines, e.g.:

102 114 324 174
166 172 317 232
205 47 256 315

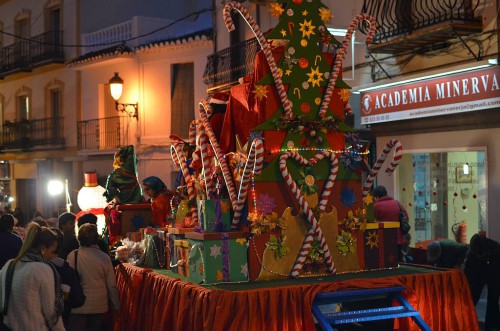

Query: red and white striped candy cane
232 138 264 228
189 120 201 145
280 151 336 277
362 139 403 197
197 126 214 198
319 14 377 118
308 151 339 212
170 143 198 225
223 1 293 120
199 100 238 208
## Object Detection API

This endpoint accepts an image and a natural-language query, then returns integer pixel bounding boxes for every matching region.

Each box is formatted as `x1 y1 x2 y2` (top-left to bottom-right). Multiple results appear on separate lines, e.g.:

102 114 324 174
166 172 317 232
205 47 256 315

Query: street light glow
48 179 64 196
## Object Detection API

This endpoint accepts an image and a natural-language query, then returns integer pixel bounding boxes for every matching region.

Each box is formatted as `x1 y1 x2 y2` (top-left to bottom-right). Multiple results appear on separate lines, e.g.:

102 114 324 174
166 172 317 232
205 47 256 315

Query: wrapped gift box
353 222 399 270
167 228 195 273
185 232 248 284
198 199 232 232
174 239 190 278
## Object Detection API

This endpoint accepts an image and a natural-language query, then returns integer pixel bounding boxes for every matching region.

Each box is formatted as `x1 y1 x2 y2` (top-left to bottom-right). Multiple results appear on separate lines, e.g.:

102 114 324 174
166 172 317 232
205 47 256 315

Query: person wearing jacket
372 185 412 263
0 223 65 331
67 224 120 331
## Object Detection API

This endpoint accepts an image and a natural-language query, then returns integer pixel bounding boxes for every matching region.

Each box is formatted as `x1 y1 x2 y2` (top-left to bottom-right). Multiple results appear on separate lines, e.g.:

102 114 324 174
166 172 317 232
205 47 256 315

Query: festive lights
268 147 369 155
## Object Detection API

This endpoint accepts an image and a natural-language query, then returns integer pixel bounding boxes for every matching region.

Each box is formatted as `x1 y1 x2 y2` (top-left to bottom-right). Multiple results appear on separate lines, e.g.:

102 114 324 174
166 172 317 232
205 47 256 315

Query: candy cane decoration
197 126 214 198
223 1 293 119
170 143 198 225
232 138 264 228
319 14 377 118
280 151 338 277
189 120 201 146
199 100 238 208
362 139 403 197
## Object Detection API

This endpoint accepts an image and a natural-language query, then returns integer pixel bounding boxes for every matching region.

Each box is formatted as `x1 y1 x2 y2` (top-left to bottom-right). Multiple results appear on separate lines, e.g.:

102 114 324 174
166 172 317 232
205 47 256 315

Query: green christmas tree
254 0 355 181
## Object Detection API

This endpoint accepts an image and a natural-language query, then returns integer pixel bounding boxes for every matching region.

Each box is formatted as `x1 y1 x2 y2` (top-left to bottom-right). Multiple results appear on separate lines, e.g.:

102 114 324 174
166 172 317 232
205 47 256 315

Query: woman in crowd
142 176 173 227
0 223 65 331
67 224 120 331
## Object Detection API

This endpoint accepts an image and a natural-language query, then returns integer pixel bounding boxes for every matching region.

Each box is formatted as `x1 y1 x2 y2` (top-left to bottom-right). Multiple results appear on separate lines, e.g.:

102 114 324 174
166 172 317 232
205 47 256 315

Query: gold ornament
339 88 351 102
318 8 333 23
365 230 379 249
253 85 268 101
269 3 284 17
285 69 292 76
301 39 308 47
306 66 324 87
302 10 309 16
280 29 287 37
299 19 316 39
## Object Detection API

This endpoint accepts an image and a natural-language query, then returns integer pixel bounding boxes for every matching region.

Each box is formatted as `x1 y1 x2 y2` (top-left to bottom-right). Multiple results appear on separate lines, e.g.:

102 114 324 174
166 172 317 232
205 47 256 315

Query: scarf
25 251 64 328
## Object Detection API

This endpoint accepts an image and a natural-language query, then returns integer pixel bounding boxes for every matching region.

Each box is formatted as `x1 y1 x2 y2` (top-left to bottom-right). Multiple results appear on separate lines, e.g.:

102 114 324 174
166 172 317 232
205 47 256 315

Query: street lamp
109 72 139 119
48 179 72 213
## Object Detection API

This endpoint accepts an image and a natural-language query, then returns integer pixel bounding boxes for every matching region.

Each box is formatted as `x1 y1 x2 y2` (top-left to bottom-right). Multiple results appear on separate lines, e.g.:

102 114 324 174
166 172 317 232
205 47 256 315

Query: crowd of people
0 210 120 331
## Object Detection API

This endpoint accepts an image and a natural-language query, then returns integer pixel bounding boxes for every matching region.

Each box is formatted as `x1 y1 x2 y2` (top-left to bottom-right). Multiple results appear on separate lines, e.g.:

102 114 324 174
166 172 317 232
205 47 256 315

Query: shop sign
360 66 500 124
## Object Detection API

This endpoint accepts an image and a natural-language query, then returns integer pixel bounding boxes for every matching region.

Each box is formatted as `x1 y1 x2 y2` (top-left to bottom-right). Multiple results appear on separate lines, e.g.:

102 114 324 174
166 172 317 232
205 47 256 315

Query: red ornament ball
425 201 429 206
443 202 448 206
300 102 311 113
293 0 302 4
432 191 437 196
418 190 423 195
299 58 309 68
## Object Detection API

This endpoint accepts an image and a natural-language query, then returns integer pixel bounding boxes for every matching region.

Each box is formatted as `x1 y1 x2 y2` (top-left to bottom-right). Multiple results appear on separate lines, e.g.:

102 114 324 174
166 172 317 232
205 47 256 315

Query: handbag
1 260 17 331
70 250 87 308
398 203 411 234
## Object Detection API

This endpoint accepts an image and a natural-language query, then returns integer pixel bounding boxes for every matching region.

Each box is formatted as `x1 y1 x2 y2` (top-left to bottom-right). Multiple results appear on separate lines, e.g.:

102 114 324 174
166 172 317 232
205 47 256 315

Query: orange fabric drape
113 264 478 331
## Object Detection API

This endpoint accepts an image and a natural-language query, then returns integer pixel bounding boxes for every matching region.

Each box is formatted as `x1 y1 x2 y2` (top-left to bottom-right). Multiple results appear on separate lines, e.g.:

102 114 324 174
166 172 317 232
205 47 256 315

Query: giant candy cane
362 139 403 197
189 120 201 146
232 138 264 228
170 143 198 225
199 100 238 208
223 1 293 119
280 151 339 277
197 126 214 198
319 14 377 118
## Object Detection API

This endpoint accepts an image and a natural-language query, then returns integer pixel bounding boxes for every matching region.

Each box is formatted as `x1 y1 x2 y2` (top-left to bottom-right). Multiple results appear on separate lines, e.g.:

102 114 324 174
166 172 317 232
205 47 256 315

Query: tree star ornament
269 3 284 17
306 66 324 87
253 85 268 101
302 10 309 16
339 89 351 102
318 7 333 23
299 19 316 39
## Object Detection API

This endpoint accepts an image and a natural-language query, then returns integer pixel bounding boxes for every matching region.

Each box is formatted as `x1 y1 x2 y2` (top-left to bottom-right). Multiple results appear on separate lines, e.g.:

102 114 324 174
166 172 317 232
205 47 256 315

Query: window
50 90 61 118
396 150 487 246
18 95 30 120
170 63 194 138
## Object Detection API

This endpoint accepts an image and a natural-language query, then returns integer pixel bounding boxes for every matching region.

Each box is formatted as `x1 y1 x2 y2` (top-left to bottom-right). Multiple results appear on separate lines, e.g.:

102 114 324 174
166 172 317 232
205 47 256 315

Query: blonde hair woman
0 223 65 330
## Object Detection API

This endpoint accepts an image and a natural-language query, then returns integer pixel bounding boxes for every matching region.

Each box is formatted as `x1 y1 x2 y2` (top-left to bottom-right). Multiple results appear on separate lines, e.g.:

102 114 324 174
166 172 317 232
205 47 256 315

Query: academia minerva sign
360 66 500 124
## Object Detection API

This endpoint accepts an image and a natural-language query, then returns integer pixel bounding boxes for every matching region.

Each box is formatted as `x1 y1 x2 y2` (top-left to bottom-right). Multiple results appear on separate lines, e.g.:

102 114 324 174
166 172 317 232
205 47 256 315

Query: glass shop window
396 150 487 247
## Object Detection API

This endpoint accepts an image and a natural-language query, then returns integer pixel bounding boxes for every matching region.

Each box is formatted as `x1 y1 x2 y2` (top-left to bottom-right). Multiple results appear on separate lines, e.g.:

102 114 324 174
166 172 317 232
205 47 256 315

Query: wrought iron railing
203 38 260 88
77 116 129 151
30 31 65 63
360 0 481 43
1 117 64 150
0 30 65 75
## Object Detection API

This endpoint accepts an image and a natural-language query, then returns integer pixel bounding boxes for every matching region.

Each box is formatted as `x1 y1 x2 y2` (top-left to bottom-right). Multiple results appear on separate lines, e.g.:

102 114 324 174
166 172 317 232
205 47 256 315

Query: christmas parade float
108 2 479 330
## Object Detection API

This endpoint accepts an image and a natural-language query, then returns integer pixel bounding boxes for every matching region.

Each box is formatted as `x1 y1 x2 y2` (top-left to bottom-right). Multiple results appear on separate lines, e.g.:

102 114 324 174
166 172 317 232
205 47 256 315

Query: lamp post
48 179 72 213
109 72 139 119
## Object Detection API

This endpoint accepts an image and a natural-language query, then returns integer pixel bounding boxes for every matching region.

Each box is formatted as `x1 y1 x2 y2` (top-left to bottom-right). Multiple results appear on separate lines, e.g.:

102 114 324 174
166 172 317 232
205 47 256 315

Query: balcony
0 30 65 77
203 38 259 90
359 0 483 54
1 117 65 150
77 116 129 151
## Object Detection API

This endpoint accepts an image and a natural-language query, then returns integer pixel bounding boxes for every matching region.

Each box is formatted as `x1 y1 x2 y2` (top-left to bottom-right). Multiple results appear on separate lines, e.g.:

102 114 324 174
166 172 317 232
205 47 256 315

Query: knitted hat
426 241 442 262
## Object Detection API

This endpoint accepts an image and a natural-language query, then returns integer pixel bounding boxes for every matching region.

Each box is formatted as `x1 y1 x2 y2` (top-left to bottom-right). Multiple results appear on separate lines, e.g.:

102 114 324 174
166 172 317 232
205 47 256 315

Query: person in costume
142 176 173 227
103 145 144 244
